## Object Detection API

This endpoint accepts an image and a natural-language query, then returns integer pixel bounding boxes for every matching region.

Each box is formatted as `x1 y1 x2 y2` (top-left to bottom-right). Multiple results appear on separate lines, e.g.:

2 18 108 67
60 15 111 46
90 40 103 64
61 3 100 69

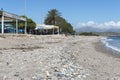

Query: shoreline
94 38 120 58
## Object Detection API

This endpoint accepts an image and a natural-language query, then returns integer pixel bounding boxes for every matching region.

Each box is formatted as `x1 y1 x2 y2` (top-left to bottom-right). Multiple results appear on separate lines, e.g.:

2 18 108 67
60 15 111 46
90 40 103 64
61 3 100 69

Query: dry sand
0 34 120 80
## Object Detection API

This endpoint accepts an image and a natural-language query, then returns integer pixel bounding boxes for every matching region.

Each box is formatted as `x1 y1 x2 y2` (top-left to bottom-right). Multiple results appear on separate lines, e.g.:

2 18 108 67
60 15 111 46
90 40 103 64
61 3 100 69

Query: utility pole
24 0 27 34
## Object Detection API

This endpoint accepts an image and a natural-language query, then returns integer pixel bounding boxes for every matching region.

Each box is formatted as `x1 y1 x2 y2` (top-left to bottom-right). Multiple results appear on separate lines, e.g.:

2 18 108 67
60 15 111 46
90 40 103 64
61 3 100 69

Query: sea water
102 36 120 53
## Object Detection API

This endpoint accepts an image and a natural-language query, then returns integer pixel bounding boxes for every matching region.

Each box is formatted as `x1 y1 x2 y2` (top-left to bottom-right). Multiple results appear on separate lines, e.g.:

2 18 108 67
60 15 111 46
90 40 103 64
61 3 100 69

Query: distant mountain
106 28 120 33
94 32 120 36
75 27 120 33
76 27 103 32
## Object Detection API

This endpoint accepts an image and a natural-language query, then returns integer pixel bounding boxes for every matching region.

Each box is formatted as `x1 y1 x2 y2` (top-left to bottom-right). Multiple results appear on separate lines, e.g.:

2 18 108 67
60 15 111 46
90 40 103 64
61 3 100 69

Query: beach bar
35 24 59 35
0 10 26 34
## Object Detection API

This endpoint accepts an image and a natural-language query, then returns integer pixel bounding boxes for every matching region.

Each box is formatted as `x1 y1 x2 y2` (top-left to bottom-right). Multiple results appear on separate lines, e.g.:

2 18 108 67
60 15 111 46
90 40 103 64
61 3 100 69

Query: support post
53 27 54 35
16 19 18 34
24 0 27 34
25 20 27 34
1 13 4 34
58 27 59 35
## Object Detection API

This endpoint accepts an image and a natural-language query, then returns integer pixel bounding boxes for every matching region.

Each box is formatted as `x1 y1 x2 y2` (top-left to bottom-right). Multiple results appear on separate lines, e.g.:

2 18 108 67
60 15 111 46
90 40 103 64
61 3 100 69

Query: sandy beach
0 34 120 80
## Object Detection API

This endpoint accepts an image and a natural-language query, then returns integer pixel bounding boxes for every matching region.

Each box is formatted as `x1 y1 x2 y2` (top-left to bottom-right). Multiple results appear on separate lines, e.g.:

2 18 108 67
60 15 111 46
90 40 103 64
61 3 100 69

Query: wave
101 37 120 53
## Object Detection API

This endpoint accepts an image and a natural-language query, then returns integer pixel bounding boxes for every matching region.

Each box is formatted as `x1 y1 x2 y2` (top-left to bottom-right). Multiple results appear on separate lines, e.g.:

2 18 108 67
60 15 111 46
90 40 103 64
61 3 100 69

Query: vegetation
12 16 36 33
79 32 99 36
26 18 36 32
44 9 74 33
44 9 60 25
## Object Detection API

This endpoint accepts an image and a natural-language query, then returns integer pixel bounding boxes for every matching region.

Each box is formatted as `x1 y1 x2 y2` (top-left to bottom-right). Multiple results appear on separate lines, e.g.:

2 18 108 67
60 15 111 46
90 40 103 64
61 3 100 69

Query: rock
14 72 19 77
21 78 24 80
0 52 3 54
82 75 86 78
6 62 9 66
32 75 43 80
70 78 75 80
111 77 119 80
56 72 63 77
23 59 27 61
46 71 50 77
3 75 7 80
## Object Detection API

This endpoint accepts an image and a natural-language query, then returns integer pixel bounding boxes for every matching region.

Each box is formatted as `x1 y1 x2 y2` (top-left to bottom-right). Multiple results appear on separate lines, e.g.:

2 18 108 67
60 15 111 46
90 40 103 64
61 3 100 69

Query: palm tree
44 9 61 25
44 9 74 34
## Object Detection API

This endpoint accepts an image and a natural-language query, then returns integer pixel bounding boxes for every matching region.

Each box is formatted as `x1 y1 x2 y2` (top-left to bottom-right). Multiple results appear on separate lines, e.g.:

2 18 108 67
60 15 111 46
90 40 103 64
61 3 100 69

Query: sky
0 0 120 31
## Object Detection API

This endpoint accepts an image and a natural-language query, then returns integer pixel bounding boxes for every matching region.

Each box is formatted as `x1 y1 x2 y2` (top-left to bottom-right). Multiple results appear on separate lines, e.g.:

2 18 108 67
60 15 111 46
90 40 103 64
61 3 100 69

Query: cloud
77 21 120 29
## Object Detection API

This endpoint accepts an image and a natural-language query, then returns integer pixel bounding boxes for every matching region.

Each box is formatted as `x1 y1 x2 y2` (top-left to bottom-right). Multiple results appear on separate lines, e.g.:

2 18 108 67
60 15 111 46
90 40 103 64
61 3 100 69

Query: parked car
4 27 16 33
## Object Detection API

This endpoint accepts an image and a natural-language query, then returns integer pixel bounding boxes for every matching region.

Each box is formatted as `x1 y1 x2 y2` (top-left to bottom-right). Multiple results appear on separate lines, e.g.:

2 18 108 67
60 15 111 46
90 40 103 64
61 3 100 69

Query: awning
36 24 59 30
0 11 26 21
35 27 44 30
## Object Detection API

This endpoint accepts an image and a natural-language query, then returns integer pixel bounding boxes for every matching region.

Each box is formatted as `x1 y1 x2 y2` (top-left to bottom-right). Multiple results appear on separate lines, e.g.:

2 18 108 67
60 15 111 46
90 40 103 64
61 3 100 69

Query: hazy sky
0 0 120 29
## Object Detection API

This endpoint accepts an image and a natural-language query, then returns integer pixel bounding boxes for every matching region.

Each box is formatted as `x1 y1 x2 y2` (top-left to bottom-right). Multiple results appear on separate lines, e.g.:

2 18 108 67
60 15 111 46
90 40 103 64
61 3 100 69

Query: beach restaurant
35 24 59 35
0 10 26 34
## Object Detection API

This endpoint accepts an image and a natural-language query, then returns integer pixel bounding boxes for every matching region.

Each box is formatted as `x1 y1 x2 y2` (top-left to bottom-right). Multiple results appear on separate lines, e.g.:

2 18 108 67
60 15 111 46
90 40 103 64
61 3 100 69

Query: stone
3 75 7 80
14 72 19 77
46 71 50 77
6 62 9 66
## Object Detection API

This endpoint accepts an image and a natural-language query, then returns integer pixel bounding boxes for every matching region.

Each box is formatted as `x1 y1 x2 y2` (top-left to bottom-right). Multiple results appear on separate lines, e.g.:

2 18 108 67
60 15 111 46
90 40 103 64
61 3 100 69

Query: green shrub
79 32 99 36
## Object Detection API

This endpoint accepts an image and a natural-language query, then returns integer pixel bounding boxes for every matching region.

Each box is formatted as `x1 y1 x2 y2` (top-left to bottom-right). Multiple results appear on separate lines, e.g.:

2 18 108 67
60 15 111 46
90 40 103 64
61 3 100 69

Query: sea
102 36 120 53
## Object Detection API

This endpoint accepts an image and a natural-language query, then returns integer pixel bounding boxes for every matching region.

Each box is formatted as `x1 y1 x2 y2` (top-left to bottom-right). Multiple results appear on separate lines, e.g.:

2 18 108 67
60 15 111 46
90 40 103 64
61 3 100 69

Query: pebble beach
0 34 120 80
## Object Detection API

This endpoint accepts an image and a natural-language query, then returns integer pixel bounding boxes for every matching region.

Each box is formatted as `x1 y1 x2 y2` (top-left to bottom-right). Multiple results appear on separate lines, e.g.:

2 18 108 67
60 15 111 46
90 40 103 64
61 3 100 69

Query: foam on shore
101 37 120 54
